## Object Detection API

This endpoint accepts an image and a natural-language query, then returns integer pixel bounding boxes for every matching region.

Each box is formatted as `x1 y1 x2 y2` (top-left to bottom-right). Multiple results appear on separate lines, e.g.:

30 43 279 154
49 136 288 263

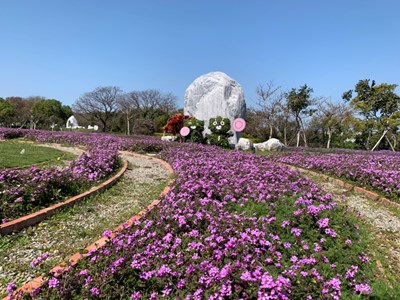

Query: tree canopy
31 99 71 129
343 79 400 150
73 86 122 132
0 98 15 126
286 84 315 147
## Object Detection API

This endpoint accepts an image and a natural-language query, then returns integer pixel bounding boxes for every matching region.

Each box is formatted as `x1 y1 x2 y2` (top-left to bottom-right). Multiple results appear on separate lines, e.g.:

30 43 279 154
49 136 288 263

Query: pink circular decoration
233 118 246 132
180 126 190 136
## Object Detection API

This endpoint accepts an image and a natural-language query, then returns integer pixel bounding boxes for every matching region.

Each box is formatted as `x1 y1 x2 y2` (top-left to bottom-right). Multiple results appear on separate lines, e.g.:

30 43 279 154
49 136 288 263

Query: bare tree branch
73 86 122 132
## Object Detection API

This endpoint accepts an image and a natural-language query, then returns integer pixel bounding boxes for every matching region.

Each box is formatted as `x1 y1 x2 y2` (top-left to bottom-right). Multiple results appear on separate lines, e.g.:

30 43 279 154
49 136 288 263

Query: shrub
184 118 205 143
163 114 192 135
1 130 25 139
208 116 233 148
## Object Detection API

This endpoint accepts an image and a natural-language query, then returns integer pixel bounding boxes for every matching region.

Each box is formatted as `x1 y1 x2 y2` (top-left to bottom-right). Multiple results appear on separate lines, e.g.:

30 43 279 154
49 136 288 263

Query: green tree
6 97 40 128
343 80 400 150
0 98 15 127
31 99 69 130
154 114 170 133
286 84 314 147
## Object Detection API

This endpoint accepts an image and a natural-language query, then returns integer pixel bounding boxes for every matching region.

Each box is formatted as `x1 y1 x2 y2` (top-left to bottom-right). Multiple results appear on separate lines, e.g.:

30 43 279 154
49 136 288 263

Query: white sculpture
184 71 246 145
66 116 79 129
235 138 255 152
87 125 99 131
161 136 178 142
254 138 285 151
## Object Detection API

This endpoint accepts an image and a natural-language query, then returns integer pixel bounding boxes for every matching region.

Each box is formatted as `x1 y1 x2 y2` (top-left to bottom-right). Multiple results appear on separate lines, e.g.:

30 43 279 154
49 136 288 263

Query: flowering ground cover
0 130 121 223
6 141 393 299
0 153 169 298
0 128 166 155
268 150 400 203
2 130 398 298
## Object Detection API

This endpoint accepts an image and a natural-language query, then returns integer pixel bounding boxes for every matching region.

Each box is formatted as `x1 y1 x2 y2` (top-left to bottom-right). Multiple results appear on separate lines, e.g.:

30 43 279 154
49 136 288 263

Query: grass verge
0 140 76 169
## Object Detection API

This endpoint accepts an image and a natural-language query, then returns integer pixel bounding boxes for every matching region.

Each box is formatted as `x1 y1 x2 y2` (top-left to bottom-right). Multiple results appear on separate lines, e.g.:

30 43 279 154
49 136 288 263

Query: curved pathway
0 152 170 297
291 167 400 281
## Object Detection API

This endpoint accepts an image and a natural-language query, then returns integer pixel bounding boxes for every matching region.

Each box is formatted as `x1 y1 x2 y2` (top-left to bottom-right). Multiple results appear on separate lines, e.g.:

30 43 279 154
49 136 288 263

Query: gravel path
291 167 400 278
0 151 170 296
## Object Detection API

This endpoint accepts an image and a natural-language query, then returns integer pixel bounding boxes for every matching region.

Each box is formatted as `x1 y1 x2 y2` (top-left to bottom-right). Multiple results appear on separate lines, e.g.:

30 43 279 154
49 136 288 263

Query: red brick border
4 151 175 299
287 165 400 209
0 159 128 235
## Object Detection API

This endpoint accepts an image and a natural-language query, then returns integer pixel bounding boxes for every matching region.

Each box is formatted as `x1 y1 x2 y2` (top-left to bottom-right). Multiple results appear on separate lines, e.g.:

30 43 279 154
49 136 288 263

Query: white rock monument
184 71 246 145
235 137 255 152
254 138 285 151
66 115 79 129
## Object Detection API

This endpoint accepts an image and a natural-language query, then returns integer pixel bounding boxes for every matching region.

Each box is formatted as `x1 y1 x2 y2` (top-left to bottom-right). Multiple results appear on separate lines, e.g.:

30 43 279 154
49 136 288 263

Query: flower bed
0 130 121 223
0 150 120 223
0 128 165 154
270 150 400 203
14 143 380 299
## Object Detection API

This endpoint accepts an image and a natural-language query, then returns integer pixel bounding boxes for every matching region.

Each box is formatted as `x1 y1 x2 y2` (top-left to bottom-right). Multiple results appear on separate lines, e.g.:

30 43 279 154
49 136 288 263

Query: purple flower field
0 129 122 222
1 129 396 299
271 150 400 202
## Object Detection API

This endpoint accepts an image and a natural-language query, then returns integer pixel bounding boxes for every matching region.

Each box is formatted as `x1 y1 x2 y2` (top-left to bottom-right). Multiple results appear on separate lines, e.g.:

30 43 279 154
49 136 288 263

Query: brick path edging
289 165 400 209
0 160 129 235
5 151 175 299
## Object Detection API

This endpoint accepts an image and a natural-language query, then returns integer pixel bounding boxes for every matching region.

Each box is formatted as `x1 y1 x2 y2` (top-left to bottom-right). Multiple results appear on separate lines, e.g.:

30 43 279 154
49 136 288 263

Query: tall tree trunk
391 135 397 150
326 129 332 149
385 135 395 151
283 127 287 145
101 119 107 132
126 113 130 135
365 129 372 150
283 120 288 145
269 124 273 139
300 119 307 147
371 129 389 151
296 117 301 147
302 130 308 147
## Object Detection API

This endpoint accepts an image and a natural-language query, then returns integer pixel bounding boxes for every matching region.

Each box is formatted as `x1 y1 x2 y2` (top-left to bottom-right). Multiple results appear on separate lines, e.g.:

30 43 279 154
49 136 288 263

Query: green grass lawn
0 140 76 168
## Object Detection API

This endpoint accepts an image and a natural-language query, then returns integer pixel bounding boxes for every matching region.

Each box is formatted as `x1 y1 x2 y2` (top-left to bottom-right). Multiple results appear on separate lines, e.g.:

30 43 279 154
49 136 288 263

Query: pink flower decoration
180 126 190 136
232 118 246 132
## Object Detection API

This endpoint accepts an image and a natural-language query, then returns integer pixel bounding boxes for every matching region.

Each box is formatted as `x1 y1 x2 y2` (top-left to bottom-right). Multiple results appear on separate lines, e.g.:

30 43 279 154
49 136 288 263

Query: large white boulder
235 138 255 152
184 71 246 145
254 138 285 151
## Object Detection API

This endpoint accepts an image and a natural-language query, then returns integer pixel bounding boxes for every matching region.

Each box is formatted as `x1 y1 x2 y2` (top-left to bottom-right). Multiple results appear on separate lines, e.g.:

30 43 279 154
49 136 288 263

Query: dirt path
291 167 400 280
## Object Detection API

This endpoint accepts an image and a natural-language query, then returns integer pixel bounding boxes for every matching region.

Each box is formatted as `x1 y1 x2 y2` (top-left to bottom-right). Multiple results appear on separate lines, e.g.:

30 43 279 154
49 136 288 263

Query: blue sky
1 0 399 108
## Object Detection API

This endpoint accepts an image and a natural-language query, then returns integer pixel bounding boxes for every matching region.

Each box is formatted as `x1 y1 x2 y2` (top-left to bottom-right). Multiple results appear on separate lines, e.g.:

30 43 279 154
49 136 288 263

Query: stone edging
289 165 400 209
0 160 129 235
5 151 175 299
